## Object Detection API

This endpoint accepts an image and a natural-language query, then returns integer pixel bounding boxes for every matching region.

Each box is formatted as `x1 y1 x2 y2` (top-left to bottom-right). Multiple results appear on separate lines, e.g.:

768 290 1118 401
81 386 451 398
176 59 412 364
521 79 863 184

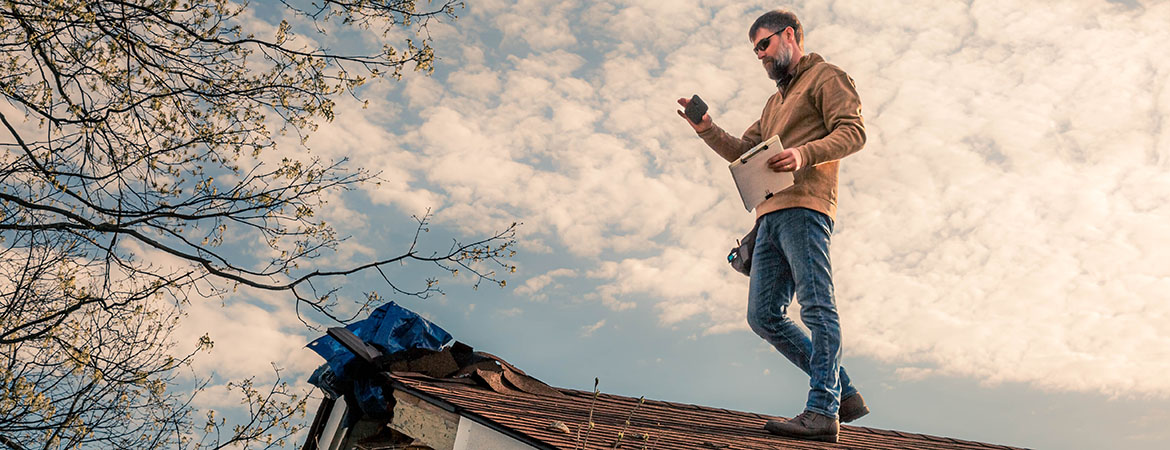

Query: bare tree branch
0 1 517 449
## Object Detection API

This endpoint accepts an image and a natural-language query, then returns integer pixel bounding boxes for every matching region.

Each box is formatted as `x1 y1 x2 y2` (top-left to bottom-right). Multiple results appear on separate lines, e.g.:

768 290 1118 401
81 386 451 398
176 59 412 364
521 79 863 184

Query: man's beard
763 45 792 84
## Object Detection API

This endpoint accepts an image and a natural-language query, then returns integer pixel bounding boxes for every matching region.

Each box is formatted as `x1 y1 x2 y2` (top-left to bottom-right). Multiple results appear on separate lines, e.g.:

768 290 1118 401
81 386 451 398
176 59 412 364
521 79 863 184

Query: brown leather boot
764 411 839 443
839 393 870 423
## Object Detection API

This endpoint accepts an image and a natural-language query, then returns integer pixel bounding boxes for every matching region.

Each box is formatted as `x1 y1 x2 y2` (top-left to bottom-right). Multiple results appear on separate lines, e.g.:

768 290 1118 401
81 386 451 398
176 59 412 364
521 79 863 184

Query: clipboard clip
740 144 770 164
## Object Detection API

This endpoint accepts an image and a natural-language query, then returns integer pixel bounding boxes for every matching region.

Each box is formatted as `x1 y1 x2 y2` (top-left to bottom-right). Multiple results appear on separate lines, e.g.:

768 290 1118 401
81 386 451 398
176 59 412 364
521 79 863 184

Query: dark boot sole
765 423 839 443
805 433 839 443
766 430 839 444
777 433 838 443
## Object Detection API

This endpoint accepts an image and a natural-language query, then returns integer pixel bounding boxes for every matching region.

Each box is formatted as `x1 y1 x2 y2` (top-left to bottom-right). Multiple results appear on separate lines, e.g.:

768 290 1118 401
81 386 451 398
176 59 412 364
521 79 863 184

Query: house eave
391 379 560 450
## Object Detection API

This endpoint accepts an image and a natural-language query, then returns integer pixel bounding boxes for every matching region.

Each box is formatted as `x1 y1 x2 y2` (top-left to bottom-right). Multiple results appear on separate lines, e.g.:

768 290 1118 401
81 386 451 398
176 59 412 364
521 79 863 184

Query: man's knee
746 310 767 337
798 303 840 329
747 306 785 337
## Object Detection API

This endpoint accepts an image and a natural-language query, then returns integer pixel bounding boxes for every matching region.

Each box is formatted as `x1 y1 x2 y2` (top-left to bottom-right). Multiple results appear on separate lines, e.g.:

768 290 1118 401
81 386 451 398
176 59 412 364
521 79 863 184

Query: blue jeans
747 208 857 418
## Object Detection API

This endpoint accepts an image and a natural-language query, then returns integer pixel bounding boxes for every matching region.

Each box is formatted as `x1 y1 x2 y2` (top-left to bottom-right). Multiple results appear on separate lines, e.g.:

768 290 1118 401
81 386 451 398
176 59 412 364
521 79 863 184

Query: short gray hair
749 10 803 47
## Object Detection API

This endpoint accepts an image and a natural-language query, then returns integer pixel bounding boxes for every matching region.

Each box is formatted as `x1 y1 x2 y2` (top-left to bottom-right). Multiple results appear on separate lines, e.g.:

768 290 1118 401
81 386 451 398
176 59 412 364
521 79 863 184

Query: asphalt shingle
389 374 1030 450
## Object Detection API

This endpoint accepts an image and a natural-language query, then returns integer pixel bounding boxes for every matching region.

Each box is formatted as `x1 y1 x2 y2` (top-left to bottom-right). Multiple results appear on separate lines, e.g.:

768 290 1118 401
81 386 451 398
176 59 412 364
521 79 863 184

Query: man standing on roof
677 9 868 444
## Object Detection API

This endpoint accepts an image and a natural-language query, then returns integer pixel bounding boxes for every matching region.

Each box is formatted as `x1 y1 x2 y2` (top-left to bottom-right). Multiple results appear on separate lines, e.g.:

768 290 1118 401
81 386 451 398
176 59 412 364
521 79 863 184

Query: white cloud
175 288 321 381
495 307 524 318
580 319 607 337
513 268 577 301
448 68 503 98
476 0 579 51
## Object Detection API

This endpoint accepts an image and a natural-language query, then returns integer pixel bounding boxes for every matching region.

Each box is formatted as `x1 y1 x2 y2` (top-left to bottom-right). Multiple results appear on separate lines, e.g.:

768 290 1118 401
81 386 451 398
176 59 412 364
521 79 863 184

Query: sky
174 1 1170 449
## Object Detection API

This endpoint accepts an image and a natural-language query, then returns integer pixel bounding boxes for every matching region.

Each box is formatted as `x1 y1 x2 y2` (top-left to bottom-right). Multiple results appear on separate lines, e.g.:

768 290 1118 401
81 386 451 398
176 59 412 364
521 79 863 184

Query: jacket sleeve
795 70 866 167
697 119 763 163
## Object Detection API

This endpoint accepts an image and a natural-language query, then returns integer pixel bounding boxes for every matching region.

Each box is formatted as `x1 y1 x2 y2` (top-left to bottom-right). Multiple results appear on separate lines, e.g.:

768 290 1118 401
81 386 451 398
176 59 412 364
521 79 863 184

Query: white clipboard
728 135 793 211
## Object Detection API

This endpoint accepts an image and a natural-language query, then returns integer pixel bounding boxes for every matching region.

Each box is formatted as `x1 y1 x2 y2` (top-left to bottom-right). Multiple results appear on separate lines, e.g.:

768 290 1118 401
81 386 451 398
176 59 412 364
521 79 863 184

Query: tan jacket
698 53 865 221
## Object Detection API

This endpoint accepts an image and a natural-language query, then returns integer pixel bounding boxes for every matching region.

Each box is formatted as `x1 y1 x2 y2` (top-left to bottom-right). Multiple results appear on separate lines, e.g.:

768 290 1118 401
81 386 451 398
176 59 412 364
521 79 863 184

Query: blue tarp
306 301 452 419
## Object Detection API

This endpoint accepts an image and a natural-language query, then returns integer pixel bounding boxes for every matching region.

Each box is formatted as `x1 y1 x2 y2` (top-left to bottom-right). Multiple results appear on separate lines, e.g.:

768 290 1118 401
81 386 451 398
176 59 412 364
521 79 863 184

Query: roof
304 336 1028 450
389 372 1030 450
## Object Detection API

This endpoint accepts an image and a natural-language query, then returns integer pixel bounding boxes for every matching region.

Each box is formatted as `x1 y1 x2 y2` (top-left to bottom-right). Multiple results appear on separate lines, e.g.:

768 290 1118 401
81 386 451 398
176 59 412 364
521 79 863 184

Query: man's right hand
677 97 713 133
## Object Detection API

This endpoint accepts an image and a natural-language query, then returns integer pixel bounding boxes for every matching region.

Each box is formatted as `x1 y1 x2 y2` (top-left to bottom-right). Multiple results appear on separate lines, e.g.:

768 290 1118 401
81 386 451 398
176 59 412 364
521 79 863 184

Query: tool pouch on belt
727 222 759 277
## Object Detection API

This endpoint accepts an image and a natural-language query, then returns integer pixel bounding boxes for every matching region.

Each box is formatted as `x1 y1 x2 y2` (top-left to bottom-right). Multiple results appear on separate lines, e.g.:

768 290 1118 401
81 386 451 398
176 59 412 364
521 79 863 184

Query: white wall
452 416 537 450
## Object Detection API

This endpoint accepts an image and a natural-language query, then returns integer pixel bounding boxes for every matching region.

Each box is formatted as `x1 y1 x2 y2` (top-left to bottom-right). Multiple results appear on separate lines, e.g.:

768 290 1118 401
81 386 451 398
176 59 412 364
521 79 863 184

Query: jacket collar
777 52 824 93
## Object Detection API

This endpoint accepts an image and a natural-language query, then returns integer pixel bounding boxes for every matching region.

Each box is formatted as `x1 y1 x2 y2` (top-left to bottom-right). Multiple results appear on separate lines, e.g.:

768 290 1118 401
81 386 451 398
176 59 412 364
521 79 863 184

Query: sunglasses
753 28 786 53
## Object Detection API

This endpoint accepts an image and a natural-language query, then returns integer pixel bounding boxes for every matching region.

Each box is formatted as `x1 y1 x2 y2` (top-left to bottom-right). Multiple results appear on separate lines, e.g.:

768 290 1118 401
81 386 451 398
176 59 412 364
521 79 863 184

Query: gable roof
388 372 1029 450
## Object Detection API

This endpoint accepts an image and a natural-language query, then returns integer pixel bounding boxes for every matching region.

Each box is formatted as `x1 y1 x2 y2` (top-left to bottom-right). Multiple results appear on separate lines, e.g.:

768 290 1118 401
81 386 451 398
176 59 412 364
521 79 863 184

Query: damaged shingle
385 342 566 399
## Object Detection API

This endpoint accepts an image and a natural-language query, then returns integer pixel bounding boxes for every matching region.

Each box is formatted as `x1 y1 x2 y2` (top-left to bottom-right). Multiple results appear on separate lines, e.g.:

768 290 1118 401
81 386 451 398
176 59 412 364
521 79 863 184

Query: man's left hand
767 148 803 172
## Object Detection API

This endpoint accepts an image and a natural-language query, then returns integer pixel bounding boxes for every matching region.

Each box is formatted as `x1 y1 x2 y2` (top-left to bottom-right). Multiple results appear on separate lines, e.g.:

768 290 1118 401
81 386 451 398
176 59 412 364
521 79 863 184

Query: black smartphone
684 94 708 124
